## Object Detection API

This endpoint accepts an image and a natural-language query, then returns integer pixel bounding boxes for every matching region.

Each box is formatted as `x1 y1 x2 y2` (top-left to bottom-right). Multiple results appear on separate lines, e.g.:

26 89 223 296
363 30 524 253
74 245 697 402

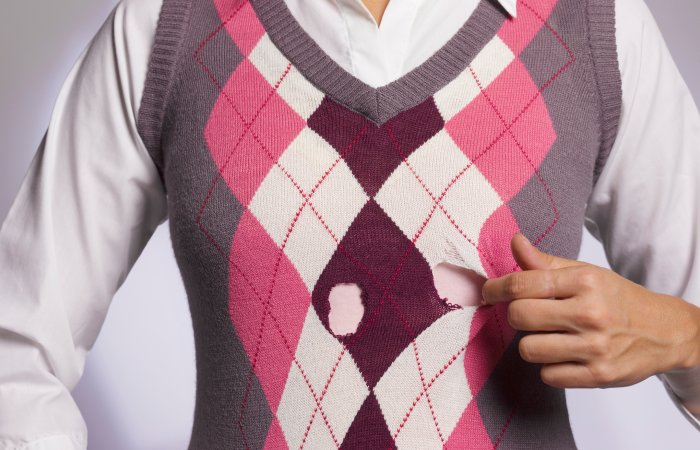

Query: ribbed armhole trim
587 0 623 187
136 0 192 193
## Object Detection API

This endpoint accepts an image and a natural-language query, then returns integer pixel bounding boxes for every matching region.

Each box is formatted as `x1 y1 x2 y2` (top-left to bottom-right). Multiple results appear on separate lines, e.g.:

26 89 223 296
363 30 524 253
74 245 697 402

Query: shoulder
613 0 669 78
614 0 658 56
114 0 164 43
614 0 652 23
119 0 164 19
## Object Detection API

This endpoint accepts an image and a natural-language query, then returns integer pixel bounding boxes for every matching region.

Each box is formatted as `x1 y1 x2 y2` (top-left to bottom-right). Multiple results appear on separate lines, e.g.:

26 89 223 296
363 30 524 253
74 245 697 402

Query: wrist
660 297 700 415
668 296 700 371
660 371 700 416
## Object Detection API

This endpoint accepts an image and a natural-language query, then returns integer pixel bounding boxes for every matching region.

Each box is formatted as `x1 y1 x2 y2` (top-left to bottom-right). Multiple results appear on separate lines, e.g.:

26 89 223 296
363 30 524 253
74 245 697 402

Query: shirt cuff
0 433 86 450
659 373 700 431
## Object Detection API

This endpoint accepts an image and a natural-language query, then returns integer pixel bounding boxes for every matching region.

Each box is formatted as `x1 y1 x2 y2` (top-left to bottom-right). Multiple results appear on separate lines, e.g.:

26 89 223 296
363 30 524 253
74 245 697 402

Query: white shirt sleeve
0 0 165 448
583 0 700 430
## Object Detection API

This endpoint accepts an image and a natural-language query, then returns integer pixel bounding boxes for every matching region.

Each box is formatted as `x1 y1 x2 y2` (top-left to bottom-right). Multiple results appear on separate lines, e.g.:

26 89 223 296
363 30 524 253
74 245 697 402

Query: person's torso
136 0 621 447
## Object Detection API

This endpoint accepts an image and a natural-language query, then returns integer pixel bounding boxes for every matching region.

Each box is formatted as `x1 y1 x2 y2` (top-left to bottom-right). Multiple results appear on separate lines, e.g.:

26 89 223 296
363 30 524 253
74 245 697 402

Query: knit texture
136 0 622 448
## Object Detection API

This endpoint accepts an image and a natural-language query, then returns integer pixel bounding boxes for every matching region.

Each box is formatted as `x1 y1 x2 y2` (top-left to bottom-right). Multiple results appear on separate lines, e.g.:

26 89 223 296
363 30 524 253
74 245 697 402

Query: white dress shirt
1 0 700 447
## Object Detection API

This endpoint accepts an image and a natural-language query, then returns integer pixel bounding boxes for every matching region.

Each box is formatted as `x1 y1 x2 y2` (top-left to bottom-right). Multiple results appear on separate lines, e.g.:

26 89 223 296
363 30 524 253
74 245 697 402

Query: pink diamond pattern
498 0 559 56
457 58 556 203
433 36 516 122
228 209 311 413
223 0 265 56
204 58 306 206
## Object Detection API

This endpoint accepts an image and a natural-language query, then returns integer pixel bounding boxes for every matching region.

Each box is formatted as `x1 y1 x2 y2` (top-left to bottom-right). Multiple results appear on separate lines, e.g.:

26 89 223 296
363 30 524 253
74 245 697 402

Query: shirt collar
341 0 518 19
334 0 518 30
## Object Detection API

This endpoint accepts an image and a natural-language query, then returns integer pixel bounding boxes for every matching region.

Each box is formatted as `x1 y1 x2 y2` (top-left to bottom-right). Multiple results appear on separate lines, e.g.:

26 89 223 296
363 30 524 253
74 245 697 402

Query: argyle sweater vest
136 0 622 448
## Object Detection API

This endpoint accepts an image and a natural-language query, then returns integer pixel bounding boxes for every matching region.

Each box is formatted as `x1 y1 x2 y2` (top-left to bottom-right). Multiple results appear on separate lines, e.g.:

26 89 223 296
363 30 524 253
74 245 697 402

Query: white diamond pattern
277 307 370 448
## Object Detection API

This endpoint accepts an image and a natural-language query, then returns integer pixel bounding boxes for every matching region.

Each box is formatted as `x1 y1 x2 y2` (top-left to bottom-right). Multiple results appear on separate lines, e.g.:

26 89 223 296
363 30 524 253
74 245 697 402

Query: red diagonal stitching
235 106 473 448
193 8 290 260
492 404 516 450
192 1 576 447
231 240 491 450
241 125 401 448
471 1 575 446
387 127 506 443
383 65 567 280
193 4 282 448
489 339 546 450
296 201 467 448
467 62 560 254
391 335 470 442
230 105 419 447
194 60 404 446
384 105 556 441
198 8 487 449
244 126 383 449
292 100 542 446
384 126 502 271
193 2 247 66
362 156 482 444
234 124 371 449
226 250 350 448
198 56 307 450
385 311 509 448
493 304 506 351
412 340 446 443
286 175 454 446
266 137 417 448
191 7 365 445
379 0 576 443
522 1 575 67
383 123 520 444
192 4 365 447
192 6 349 445
383 126 485 443
243 119 378 448
469 0 575 274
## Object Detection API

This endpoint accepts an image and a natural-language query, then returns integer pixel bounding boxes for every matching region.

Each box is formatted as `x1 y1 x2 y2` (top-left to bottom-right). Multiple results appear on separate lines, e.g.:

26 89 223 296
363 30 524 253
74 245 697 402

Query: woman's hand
481 233 700 394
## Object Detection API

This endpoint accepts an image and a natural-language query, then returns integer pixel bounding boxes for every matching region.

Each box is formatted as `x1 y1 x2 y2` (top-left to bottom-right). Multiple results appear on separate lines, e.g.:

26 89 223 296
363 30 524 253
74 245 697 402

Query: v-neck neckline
248 0 508 126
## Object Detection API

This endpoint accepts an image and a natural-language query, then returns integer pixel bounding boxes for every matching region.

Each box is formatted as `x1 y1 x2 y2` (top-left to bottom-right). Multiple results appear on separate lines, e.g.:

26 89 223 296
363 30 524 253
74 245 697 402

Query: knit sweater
136 0 622 447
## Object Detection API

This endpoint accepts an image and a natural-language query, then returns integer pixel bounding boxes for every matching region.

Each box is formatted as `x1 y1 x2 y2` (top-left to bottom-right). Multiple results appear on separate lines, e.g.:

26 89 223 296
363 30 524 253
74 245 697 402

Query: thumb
511 232 585 271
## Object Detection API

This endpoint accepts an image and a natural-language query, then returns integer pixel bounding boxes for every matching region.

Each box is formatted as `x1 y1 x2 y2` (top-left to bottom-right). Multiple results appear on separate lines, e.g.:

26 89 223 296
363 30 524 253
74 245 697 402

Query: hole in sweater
432 261 487 308
328 283 364 336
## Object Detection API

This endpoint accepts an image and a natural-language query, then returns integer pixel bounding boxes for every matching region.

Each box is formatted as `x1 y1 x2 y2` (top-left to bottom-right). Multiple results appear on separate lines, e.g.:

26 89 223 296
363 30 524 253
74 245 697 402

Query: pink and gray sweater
136 0 622 447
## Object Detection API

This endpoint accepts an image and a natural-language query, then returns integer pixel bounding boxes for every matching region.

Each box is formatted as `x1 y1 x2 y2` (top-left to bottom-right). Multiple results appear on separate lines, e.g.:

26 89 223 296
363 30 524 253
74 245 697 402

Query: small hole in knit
432 261 487 308
328 283 364 336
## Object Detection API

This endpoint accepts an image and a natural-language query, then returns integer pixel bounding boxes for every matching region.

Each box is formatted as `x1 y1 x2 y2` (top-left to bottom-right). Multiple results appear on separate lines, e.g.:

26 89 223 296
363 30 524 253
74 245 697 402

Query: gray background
1 0 699 448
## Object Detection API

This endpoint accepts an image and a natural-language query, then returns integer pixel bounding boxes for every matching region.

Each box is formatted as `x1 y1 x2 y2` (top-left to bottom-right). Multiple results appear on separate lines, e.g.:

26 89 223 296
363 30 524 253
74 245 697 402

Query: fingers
506 298 580 332
539 361 628 389
539 362 598 388
482 265 592 304
518 332 589 364
510 232 588 271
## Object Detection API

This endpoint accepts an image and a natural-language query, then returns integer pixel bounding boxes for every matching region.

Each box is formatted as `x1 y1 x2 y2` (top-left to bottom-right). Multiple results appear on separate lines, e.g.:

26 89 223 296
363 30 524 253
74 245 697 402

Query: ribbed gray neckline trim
249 0 507 125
